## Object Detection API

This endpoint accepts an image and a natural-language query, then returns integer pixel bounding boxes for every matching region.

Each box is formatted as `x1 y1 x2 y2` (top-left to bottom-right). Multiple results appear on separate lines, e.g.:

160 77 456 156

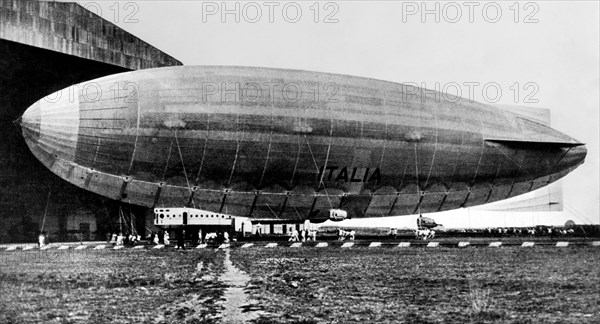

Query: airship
19 66 586 223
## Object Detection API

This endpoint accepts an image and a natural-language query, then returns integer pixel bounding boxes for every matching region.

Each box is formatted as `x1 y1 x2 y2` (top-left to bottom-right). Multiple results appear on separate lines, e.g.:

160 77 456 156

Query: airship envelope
20 66 586 222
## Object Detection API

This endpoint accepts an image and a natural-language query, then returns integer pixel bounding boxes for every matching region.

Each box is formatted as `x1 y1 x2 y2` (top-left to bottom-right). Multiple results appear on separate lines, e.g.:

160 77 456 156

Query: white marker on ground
427 242 439 248
397 242 410 248
341 242 354 248
369 242 381 247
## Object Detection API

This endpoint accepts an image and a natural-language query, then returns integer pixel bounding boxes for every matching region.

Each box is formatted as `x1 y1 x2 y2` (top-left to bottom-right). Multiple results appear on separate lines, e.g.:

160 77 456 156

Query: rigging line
424 115 438 189
259 139 272 186
294 207 302 221
162 137 174 181
118 206 124 231
228 145 241 185
128 206 137 236
102 201 115 232
121 207 133 234
550 147 573 175
471 118 486 187
41 189 51 232
303 134 324 181
259 112 274 186
491 145 533 178
448 125 465 186
303 134 333 209
127 95 141 174
143 224 155 234
563 205 589 224
228 114 244 186
126 200 144 235
194 117 210 185
92 137 101 169
379 118 388 168
379 89 390 170
117 205 123 233
265 203 280 219
174 129 192 192
322 119 335 208
564 203 595 224
290 134 302 184
193 69 210 187
414 142 420 195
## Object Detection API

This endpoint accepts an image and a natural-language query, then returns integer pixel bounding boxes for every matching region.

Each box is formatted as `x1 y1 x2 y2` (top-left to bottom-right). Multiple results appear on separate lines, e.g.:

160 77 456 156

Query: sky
74 0 599 227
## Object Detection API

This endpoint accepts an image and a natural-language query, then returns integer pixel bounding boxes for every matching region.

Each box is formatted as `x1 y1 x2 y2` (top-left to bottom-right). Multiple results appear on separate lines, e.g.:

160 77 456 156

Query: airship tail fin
485 138 585 148
494 104 551 126
476 181 563 212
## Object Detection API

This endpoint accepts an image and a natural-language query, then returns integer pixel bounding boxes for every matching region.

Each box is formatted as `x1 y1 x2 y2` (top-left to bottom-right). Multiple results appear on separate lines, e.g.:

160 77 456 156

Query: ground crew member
38 232 45 248
176 229 185 249
116 233 124 246
224 231 230 243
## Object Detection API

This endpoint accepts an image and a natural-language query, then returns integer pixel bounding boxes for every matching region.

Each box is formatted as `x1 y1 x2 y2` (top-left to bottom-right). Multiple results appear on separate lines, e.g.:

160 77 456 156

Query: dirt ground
0 250 225 324
231 247 600 323
1 246 598 323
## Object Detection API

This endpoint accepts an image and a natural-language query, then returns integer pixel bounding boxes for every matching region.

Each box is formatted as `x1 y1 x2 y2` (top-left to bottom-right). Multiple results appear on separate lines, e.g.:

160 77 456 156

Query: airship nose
20 88 80 165
559 143 587 171
20 101 42 145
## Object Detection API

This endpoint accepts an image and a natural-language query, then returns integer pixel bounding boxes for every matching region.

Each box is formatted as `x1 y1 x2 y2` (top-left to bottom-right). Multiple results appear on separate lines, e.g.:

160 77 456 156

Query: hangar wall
0 0 182 242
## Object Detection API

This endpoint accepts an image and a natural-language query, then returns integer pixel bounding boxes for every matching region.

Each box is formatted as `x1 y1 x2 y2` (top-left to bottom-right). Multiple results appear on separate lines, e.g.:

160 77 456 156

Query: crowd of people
202 231 230 244
481 227 576 237
288 228 318 241
108 232 142 246
415 228 435 240
97 224 586 248
105 229 237 248
336 229 356 241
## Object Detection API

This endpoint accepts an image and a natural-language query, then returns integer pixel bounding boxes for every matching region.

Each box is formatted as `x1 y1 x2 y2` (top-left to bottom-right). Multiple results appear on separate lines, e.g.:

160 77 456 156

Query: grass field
1 247 598 323
0 250 225 323
232 247 600 323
